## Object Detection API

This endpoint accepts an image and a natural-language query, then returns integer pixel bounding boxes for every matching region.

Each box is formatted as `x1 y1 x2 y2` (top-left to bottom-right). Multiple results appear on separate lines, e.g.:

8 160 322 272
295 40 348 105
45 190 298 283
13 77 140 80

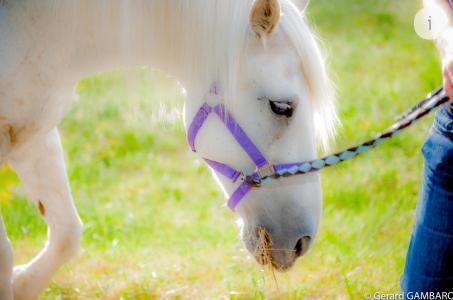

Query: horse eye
269 100 294 118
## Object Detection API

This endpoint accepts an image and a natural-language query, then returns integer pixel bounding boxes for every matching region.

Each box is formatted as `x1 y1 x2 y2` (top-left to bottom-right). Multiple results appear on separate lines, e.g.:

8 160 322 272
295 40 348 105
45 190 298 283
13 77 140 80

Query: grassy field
0 0 444 299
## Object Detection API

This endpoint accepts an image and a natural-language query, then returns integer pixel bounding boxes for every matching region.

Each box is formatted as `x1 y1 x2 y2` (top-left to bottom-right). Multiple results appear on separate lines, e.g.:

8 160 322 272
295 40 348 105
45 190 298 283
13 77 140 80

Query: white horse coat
0 1 336 299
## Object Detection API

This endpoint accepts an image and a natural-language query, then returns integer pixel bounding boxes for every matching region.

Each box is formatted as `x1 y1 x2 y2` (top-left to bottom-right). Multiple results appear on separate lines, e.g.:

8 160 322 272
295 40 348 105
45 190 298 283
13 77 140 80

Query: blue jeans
401 104 453 293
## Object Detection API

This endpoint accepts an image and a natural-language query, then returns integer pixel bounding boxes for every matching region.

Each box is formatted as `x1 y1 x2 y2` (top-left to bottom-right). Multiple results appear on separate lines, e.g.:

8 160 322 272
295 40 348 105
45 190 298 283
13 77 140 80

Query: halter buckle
256 164 275 179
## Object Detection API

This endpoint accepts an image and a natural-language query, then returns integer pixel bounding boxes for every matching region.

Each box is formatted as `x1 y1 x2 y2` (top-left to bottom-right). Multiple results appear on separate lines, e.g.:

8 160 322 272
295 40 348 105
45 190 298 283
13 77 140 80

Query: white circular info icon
414 7 449 40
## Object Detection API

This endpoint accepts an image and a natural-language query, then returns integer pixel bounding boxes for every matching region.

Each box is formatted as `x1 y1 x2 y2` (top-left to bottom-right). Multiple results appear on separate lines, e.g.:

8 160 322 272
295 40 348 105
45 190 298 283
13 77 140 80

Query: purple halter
187 84 277 210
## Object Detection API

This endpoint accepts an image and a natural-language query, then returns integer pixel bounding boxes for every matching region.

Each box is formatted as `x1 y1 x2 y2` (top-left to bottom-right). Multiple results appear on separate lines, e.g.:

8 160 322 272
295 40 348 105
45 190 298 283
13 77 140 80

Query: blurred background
0 0 443 299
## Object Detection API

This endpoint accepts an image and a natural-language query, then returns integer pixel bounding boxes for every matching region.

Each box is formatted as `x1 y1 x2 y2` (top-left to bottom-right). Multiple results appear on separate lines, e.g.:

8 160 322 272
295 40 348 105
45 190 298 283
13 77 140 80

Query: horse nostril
294 236 311 258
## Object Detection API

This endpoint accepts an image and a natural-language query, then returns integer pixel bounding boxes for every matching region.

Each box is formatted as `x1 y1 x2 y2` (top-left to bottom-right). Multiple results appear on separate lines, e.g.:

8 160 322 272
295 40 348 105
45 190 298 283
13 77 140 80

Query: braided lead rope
247 87 450 187
395 87 445 122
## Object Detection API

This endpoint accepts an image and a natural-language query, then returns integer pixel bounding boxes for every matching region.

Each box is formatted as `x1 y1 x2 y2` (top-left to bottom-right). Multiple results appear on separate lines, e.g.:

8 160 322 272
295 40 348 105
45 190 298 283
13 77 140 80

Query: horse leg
8 128 83 300
0 214 14 300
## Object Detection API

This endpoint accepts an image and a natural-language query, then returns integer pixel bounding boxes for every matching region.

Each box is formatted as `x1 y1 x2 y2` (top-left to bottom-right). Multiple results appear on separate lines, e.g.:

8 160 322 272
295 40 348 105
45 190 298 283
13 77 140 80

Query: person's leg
401 105 453 293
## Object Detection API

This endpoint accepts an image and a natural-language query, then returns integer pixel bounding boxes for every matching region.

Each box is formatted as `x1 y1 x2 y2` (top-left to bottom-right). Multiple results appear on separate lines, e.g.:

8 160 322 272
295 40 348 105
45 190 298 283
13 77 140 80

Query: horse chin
240 222 314 272
253 251 297 272
243 237 309 272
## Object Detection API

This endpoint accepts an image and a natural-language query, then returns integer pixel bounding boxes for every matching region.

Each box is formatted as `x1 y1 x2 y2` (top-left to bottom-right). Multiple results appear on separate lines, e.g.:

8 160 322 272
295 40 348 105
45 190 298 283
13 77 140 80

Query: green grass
0 0 443 298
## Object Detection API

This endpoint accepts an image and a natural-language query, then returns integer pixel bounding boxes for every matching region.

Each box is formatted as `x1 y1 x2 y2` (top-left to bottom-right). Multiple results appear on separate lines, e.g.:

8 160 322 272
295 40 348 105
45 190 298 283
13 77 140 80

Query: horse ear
250 0 281 38
291 0 309 11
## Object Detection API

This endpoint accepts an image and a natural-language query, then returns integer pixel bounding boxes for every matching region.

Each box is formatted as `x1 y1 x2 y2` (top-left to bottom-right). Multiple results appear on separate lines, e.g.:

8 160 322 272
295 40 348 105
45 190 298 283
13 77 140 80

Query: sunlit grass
0 0 443 298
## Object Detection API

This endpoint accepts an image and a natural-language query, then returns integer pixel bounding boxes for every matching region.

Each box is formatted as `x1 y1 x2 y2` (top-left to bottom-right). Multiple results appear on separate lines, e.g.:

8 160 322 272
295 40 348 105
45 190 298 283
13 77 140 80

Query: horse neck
3 0 252 113
63 1 192 84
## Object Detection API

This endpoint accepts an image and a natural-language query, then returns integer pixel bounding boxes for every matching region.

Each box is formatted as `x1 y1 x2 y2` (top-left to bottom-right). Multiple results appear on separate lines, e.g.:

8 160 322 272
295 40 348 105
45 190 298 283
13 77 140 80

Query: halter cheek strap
187 100 275 210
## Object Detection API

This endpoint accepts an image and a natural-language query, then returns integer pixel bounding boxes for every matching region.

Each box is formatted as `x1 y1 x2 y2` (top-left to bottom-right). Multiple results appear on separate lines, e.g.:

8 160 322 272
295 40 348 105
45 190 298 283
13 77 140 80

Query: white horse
0 0 336 298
